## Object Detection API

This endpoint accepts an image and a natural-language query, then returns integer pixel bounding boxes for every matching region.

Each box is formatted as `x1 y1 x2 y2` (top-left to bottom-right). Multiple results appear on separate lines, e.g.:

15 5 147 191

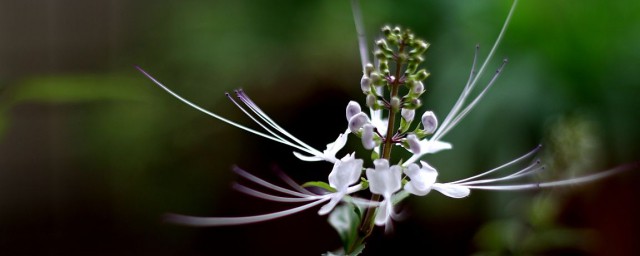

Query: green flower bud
382 25 392 38
409 40 430 57
405 62 419 75
365 63 374 75
390 96 401 111
379 61 390 76
370 72 382 85
414 69 430 81
376 39 393 56
392 26 401 35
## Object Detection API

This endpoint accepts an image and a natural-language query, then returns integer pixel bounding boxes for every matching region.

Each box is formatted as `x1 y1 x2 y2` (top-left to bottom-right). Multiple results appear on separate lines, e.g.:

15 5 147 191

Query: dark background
1 0 639 255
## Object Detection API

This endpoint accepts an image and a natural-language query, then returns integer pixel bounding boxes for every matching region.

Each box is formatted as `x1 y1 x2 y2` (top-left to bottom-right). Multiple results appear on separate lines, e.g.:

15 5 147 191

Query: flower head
136 0 634 254
366 159 402 227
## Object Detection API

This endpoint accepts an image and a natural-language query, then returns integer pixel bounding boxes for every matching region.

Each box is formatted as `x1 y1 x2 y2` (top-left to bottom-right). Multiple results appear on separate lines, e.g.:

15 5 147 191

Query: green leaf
302 181 336 192
328 204 361 252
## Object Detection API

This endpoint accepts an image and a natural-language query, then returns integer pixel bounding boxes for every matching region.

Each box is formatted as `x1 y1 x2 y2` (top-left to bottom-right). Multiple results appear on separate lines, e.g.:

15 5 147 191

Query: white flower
365 159 402 227
319 154 364 215
293 132 348 163
404 161 470 198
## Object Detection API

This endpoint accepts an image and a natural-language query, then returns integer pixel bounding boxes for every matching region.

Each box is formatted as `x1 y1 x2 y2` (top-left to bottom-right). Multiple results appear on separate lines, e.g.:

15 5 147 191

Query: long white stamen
451 145 542 184
436 45 480 141
225 93 302 151
234 167 313 198
235 90 325 158
233 183 324 203
437 59 508 139
432 0 518 141
457 161 543 186
164 197 331 226
463 161 638 191
136 67 307 153
274 168 316 195
351 0 369 72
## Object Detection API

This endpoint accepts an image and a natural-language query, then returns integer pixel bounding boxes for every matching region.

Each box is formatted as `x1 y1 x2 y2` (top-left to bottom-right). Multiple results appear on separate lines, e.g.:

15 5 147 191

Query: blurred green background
0 0 639 255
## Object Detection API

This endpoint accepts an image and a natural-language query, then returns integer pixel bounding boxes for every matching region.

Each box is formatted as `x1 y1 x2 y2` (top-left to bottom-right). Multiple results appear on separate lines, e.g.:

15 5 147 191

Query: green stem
347 43 406 254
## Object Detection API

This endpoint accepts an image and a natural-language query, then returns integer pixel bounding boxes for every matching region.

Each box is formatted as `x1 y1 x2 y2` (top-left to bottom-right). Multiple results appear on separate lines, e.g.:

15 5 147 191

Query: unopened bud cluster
354 26 438 154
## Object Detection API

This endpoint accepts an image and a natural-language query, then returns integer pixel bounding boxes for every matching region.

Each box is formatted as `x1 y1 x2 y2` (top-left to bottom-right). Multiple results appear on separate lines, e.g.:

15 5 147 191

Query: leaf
302 181 336 193
328 204 361 252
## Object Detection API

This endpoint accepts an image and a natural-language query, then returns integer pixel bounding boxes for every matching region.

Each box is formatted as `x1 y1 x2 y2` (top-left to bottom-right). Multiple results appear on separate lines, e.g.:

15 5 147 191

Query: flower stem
348 43 406 254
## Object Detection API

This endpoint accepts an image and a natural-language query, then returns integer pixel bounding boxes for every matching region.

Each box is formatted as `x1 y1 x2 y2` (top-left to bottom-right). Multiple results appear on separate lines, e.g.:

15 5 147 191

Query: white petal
346 101 362 121
404 182 432 196
403 161 438 196
324 132 349 157
361 124 376 150
432 183 471 198
328 156 363 189
366 161 402 196
349 112 370 133
374 199 393 226
318 193 345 215
420 139 452 154
421 111 438 134
406 134 421 155
401 108 415 122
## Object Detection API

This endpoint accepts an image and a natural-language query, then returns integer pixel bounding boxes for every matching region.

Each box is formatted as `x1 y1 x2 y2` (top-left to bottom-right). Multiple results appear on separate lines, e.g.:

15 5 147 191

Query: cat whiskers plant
137 0 634 254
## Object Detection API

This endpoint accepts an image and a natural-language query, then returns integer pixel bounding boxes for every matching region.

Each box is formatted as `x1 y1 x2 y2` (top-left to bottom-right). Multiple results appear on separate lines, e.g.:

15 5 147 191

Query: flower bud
365 63 374 74
409 40 429 57
406 134 421 155
414 69 430 81
346 101 362 121
382 25 392 37
360 75 371 93
362 124 376 150
401 108 415 122
411 80 424 94
390 97 400 111
379 60 390 75
376 39 393 56
370 72 382 85
366 94 377 109
392 26 401 35
421 111 438 134
405 61 419 74
349 112 370 133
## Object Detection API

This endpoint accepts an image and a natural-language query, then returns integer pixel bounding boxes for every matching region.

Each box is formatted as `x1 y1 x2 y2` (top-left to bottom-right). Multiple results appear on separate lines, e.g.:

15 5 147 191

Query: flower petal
432 183 471 198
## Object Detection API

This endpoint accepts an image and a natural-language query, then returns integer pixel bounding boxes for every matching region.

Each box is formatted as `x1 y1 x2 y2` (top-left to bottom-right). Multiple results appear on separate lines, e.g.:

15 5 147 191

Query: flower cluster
136 0 628 254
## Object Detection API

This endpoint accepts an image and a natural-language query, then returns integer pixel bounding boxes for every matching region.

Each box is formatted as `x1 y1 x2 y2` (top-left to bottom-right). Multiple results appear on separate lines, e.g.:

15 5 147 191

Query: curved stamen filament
462 161 638 191
234 90 324 158
450 145 541 184
164 198 331 226
233 166 313 198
